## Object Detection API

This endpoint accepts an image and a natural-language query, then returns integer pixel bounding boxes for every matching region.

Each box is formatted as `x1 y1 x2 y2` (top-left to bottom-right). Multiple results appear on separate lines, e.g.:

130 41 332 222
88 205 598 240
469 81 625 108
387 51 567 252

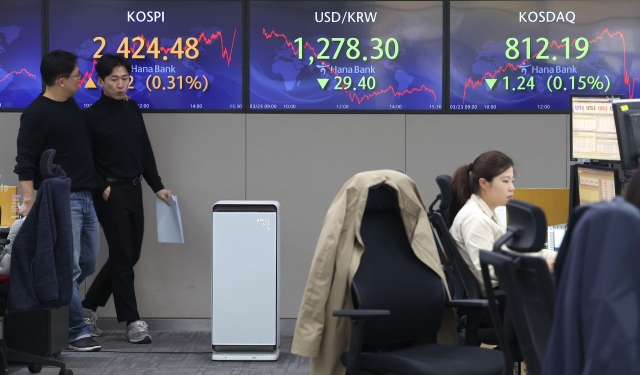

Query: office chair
428 175 483 301
333 183 507 375
479 200 554 375
0 149 73 375
427 175 503 347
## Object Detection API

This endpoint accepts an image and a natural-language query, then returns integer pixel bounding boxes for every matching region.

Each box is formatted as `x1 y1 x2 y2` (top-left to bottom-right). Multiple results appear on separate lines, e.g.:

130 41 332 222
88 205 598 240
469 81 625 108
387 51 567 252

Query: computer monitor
570 95 624 163
569 164 620 212
612 99 640 171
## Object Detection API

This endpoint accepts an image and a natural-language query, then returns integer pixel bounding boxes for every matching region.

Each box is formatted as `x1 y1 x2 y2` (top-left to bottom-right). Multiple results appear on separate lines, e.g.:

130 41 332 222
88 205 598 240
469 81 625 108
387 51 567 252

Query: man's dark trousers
85 181 144 323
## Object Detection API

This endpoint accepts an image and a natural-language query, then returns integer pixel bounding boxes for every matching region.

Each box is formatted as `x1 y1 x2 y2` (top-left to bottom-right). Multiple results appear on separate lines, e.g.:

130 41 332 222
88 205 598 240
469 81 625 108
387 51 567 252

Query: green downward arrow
485 78 497 90
317 78 329 90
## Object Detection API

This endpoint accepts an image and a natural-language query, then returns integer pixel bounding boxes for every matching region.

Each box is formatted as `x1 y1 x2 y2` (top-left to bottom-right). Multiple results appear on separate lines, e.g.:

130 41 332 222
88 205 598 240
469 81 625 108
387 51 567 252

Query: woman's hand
546 256 556 273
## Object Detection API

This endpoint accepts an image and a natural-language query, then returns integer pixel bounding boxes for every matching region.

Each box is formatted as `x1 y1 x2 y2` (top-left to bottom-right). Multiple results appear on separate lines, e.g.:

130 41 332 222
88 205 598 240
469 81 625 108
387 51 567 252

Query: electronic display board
449 1 639 112
570 95 622 163
250 1 443 111
0 0 42 110
49 0 243 111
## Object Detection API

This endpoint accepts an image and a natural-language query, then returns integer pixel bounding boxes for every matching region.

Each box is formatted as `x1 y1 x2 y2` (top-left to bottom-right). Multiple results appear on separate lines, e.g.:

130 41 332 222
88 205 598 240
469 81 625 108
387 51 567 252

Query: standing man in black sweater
82 54 172 344
14 50 101 352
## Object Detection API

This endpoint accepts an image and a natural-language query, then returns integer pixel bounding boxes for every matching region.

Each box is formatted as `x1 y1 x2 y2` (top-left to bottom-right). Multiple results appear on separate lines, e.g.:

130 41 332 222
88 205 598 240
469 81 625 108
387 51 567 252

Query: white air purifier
211 201 280 361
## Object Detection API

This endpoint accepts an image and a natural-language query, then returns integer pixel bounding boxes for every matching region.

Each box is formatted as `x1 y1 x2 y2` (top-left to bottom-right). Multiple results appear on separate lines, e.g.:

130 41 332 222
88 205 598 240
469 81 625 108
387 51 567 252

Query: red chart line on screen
128 31 237 67
0 68 37 83
79 30 237 88
461 28 640 104
79 59 98 88
262 28 437 105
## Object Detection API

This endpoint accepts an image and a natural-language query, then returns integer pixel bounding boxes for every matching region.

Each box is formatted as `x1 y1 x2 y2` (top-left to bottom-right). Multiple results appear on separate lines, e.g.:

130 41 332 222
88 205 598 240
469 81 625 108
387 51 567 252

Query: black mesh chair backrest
430 212 483 300
353 184 446 346
507 254 554 375
435 175 452 224
483 200 554 375
428 175 482 300
426 175 465 301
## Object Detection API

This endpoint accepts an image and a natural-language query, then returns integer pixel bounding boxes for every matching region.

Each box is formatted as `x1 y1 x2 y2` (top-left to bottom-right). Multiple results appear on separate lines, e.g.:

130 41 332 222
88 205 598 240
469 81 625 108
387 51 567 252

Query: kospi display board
49 0 243 111
249 1 443 112
449 1 639 112
0 0 42 110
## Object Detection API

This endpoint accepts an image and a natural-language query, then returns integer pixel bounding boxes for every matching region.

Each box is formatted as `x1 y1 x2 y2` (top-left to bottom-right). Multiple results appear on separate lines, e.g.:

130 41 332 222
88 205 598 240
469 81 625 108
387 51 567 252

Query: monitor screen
575 165 618 206
48 0 243 111
0 0 42 110
449 1 640 112
612 99 640 170
249 1 443 112
570 95 623 162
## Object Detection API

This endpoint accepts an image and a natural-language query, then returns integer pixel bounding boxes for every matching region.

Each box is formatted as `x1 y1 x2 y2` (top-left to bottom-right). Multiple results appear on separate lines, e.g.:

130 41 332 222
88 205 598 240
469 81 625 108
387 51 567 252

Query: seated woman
448 150 556 290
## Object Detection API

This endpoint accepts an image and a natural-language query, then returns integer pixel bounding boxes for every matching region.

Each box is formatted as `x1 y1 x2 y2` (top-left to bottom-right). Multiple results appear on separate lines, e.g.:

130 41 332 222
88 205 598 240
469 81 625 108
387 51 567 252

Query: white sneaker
83 308 103 337
125 320 152 344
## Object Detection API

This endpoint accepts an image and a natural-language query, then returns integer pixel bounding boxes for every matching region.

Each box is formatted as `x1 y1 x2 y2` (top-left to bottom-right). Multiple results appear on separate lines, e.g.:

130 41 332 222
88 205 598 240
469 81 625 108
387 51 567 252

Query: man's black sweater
84 93 164 194
14 95 95 191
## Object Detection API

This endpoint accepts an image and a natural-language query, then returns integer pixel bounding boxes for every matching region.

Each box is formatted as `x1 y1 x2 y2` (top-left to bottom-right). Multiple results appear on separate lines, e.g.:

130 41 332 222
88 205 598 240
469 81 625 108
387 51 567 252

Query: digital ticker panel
0 0 42 110
449 1 640 112
250 1 443 111
49 0 243 111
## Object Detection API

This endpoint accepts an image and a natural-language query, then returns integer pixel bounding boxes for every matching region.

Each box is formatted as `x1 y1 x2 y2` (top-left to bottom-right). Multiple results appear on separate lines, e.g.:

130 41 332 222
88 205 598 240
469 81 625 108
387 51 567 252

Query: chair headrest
40 149 57 178
365 184 399 212
504 200 547 252
435 175 452 210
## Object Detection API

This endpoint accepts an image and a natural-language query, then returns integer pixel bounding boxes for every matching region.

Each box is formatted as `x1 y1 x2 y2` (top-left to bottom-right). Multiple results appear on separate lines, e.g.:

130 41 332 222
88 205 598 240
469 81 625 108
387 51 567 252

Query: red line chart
79 59 98 88
262 28 437 104
461 28 639 103
0 68 37 84
129 30 237 67
79 30 237 88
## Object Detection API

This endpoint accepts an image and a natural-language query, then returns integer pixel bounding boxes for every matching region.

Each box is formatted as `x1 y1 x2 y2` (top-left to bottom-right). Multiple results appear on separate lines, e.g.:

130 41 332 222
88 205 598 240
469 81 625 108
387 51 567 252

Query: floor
8 332 309 375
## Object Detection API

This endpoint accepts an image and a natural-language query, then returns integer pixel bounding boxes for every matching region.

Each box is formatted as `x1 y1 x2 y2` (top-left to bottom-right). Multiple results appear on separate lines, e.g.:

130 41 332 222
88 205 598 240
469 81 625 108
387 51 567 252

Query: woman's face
479 166 515 209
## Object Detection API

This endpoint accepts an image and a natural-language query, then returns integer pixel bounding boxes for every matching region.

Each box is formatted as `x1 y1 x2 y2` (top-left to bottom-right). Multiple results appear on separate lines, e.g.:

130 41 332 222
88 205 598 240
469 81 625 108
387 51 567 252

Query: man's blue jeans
68 190 100 342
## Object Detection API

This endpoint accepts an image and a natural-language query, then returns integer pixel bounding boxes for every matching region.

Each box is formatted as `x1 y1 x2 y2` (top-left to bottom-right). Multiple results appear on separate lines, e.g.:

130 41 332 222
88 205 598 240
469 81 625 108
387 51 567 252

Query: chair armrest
333 309 390 375
333 309 390 318
446 300 490 346
446 299 489 308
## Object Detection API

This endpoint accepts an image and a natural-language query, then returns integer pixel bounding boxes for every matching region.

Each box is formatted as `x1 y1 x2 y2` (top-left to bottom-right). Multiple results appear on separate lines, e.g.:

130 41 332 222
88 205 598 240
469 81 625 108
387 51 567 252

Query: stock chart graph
250 1 443 111
49 0 243 111
449 1 640 111
0 0 41 109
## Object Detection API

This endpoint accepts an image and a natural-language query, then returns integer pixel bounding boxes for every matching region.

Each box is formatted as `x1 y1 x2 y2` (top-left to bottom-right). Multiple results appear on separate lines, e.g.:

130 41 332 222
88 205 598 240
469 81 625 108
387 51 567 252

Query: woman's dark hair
96 53 132 80
448 150 514 226
41 50 78 86
624 169 640 210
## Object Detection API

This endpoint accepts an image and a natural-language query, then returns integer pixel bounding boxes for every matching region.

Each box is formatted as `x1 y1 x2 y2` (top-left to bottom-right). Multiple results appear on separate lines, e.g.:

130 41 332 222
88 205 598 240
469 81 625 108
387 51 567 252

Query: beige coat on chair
291 170 458 375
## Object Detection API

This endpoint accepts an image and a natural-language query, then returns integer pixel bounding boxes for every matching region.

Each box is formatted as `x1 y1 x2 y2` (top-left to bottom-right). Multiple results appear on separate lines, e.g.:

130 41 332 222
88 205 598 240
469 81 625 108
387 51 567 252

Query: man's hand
103 186 111 201
19 180 35 217
19 198 34 217
156 188 172 206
